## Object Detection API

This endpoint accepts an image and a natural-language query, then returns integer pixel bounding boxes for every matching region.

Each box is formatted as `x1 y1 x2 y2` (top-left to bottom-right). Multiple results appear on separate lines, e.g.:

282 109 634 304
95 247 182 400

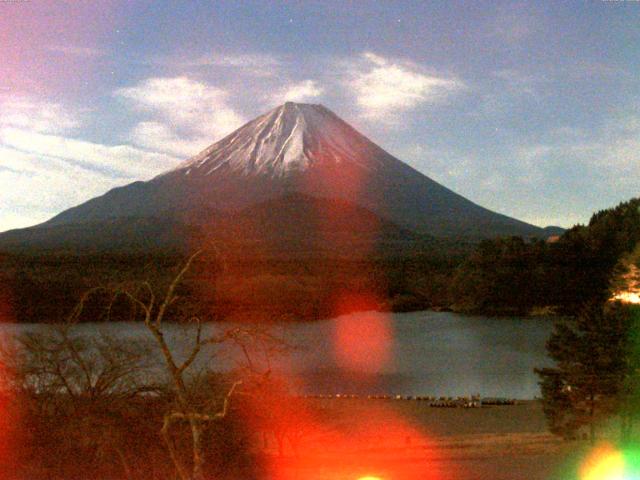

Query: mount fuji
0 102 546 252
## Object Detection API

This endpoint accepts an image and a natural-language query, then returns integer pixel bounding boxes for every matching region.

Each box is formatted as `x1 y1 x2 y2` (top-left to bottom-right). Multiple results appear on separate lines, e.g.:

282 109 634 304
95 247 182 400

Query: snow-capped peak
173 102 388 178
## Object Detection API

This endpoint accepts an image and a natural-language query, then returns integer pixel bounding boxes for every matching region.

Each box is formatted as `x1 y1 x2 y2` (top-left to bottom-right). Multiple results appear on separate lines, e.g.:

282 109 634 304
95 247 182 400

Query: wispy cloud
194 53 280 68
343 52 463 122
0 96 81 134
116 76 244 157
151 53 281 76
0 146 137 231
596 115 640 187
513 114 640 193
269 79 324 105
0 94 185 231
472 115 640 227
129 121 211 158
0 127 180 180
392 107 640 229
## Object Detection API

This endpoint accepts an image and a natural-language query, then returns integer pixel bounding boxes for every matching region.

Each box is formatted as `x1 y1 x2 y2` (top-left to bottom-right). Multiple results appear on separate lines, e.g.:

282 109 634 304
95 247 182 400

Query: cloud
269 79 324 105
596 118 640 188
0 146 118 203
151 53 281 76
0 96 81 134
471 115 640 227
0 210 45 233
0 127 180 180
210 54 280 68
116 76 242 135
515 114 640 193
129 121 211 158
116 76 244 157
344 52 463 121
392 114 640 229
0 146 134 231
0 94 186 231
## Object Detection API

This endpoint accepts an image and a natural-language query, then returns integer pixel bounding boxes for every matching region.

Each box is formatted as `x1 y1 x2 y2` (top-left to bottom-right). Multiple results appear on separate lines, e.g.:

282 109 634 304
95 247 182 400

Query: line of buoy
298 394 517 406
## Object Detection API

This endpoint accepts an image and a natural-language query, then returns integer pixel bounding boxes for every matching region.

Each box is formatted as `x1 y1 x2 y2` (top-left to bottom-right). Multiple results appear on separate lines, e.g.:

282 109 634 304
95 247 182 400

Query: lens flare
248 394 445 480
0 261 18 477
332 294 392 372
579 444 640 480
583 452 625 480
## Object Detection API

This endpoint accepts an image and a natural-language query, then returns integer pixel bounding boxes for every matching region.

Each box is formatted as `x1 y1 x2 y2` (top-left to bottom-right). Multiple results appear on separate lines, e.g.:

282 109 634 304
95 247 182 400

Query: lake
0 311 556 399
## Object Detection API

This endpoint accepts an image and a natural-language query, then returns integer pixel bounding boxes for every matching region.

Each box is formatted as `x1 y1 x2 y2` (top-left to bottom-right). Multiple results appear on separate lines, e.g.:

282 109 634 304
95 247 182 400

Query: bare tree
0 325 157 479
2 248 291 480
108 250 286 480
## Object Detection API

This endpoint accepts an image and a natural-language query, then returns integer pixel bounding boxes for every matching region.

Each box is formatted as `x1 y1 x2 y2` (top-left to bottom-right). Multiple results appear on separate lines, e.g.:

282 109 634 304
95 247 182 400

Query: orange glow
611 263 640 305
300 149 372 210
240 392 446 480
0 262 17 477
612 291 640 305
186 111 440 479
581 444 626 480
332 294 392 372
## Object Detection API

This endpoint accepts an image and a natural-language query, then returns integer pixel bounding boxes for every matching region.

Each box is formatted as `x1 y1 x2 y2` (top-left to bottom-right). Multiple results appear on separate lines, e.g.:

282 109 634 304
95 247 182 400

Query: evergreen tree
536 302 633 442
451 197 640 315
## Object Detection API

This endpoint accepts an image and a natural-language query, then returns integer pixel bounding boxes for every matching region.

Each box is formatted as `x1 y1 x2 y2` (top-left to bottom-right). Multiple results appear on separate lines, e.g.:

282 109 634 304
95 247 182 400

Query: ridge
167 102 388 179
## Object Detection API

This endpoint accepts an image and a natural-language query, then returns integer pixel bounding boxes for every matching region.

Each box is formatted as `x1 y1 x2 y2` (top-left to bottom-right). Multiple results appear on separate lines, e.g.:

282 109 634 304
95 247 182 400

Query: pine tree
536 302 632 442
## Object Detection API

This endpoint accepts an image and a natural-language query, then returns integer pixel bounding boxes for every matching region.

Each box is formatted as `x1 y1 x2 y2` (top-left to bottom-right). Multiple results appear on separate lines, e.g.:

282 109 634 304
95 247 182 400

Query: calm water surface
0 311 555 399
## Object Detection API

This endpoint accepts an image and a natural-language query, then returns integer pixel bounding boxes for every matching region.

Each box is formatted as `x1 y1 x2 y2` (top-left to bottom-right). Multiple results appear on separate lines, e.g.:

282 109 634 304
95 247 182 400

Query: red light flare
300 150 369 200
332 293 393 372
0 262 19 477
298 145 384 257
238 384 450 480
187 196 276 323
189 126 389 322
191 117 440 478
298 144 394 372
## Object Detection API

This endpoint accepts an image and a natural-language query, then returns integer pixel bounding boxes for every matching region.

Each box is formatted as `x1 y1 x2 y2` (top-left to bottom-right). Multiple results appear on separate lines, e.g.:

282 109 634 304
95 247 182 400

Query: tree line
450 198 640 315
448 197 640 443
530 199 640 443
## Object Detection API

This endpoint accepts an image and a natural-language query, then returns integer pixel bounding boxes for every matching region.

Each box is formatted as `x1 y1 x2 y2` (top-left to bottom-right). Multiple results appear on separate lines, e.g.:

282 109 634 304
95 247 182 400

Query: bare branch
156 250 202 327
67 286 107 324
177 318 204 374
161 413 190 480
113 288 152 322
212 380 242 420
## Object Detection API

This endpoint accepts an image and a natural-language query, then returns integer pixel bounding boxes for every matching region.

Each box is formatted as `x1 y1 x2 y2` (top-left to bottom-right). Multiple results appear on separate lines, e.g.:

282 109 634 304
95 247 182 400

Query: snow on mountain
1 102 546 242
172 102 386 178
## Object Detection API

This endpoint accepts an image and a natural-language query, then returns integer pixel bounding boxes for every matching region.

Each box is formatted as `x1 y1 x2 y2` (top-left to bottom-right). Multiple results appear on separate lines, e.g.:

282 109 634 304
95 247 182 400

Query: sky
0 0 639 232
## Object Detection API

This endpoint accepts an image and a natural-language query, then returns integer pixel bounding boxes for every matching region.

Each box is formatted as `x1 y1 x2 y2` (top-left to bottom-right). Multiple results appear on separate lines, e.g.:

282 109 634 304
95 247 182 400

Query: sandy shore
261 399 572 480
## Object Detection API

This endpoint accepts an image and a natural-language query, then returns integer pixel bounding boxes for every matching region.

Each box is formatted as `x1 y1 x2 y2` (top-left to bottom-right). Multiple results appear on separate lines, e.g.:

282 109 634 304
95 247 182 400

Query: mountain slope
0 194 425 255
3 102 544 248
206 193 427 257
0 217 199 253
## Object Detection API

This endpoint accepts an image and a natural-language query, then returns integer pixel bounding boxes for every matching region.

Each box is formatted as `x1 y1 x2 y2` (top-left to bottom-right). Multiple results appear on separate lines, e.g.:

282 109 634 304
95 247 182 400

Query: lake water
0 311 555 399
